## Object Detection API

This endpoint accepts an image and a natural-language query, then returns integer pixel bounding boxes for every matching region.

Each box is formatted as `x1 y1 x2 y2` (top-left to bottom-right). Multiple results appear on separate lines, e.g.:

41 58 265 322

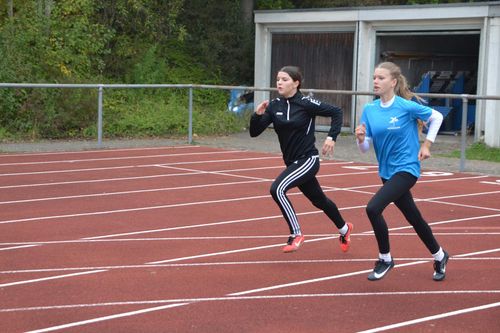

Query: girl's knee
366 202 382 218
269 182 282 200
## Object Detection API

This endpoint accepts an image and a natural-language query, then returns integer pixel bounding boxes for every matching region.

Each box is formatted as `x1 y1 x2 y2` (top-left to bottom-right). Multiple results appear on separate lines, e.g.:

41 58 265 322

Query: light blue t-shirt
360 96 432 179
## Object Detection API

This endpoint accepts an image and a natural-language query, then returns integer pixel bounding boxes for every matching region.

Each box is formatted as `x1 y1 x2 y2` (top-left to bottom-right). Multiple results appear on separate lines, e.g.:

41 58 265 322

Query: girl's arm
249 100 272 137
419 109 443 160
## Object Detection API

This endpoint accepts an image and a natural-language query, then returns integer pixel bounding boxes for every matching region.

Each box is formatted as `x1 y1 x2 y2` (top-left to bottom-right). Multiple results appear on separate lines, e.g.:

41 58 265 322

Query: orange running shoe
283 235 305 253
339 222 353 252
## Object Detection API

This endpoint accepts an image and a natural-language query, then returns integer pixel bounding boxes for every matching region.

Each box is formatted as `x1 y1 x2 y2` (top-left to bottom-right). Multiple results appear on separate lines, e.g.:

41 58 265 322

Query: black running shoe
368 259 395 281
433 250 449 281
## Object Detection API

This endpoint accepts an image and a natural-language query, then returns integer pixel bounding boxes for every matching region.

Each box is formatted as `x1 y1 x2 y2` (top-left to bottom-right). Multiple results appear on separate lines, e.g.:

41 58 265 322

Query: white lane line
0 171 378 205
0 179 268 205
2 178 498 226
358 301 500 333
228 260 429 296
0 244 38 251
0 155 281 177
2 178 498 209
0 165 138 177
9 242 500 332
481 181 500 186
1 231 498 248
83 207 367 240
21 248 500 332
4 257 500 275
0 193 274 225
417 175 489 183
0 170 207 189
227 247 498 296
2 290 499 313
85 211 500 241
0 160 347 190
25 303 190 333
452 248 500 257
0 145 196 158
0 270 107 288
0 150 245 167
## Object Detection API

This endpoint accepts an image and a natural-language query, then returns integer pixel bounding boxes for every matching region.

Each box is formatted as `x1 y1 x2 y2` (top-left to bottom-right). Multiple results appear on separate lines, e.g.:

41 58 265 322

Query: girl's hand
322 138 335 157
255 100 269 115
355 123 366 142
419 140 432 161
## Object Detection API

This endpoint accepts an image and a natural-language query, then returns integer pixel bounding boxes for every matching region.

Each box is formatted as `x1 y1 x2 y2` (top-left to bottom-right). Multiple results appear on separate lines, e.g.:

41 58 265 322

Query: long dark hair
279 66 303 91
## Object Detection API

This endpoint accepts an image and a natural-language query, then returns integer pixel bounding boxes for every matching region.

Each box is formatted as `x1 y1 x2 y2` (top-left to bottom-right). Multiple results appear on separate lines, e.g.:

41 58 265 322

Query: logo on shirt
388 116 400 130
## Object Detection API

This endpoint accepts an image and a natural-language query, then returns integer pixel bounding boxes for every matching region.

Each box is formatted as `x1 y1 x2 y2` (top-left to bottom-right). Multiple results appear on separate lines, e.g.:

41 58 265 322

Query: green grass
445 142 500 162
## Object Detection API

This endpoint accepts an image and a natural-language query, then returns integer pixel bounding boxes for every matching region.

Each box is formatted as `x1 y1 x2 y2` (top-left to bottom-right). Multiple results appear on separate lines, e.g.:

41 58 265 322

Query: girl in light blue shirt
356 62 449 281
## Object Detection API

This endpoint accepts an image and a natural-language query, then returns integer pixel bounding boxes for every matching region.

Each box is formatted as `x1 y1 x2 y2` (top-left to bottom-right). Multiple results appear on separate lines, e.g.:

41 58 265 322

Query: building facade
254 2 500 147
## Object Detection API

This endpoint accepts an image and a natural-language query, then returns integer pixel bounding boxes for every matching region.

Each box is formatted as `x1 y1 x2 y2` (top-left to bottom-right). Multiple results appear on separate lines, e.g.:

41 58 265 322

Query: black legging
270 155 345 235
366 171 440 255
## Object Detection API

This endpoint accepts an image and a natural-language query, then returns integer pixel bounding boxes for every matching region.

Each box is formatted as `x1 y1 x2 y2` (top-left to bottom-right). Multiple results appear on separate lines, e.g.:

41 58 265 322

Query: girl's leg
270 156 319 235
299 175 346 229
393 174 440 254
365 172 417 254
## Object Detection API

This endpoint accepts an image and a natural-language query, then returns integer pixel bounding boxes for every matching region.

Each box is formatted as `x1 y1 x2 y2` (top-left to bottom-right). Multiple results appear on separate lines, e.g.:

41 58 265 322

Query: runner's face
276 71 299 98
373 68 396 98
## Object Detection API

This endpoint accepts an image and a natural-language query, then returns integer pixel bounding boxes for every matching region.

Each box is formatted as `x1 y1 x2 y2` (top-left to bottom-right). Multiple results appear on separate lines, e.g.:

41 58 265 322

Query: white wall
484 17 500 147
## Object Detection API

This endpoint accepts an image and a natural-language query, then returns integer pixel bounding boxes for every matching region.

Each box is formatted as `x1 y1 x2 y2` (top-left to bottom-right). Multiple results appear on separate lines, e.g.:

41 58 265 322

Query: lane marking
0 244 38 251
2 256 500 275
25 303 189 333
228 260 429 296
2 180 498 226
0 270 106 288
358 301 500 333
1 231 498 248
0 145 196 158
0 155 281 177
0 160 349 189
421 171 453 177
146 236 336 264
22 248 500 332
481 180 500 186
2 290 499 313
82 212 500 241
0 179 268 205
0 150 245 167
342 165 379 170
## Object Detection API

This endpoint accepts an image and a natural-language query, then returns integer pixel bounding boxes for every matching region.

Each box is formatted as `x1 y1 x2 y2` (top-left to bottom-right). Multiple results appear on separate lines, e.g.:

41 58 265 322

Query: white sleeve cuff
357 137 370 153
425 109 444 143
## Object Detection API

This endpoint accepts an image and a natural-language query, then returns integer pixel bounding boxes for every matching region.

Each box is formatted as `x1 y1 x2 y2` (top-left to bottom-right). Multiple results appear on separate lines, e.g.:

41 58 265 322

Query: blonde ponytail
376 62 426 132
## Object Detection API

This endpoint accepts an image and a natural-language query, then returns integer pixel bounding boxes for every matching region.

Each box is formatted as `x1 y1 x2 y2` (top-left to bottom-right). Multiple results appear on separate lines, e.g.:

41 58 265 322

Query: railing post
459 96 469 172
188 86 193 144
97 84 103 147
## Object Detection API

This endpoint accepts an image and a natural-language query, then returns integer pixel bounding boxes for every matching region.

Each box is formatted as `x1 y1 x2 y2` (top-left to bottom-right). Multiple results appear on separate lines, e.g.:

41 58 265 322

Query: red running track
0 145 499 332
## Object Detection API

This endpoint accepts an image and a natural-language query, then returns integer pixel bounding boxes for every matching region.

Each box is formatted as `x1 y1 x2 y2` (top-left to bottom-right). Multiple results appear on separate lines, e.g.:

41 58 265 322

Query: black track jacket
249 91 343 165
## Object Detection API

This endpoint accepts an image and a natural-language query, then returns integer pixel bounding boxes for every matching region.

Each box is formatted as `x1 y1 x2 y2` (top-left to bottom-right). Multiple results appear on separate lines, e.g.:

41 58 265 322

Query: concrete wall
484 17 500 147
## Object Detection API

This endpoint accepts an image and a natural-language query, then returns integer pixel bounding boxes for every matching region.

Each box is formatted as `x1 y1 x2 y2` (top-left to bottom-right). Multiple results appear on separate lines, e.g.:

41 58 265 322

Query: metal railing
1 82 499 172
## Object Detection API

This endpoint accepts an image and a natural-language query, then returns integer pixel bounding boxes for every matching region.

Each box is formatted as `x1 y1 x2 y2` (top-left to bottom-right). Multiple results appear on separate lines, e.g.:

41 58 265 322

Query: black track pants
270 155 345 235
366 171 440 254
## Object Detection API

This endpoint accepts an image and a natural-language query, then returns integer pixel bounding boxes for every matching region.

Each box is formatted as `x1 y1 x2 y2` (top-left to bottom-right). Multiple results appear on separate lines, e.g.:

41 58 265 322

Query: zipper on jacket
286 100 290 120
306 118 312 135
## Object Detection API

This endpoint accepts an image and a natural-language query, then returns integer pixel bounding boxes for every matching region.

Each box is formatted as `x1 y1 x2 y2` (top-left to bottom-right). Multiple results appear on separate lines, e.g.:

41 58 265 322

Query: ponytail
376 62 426 131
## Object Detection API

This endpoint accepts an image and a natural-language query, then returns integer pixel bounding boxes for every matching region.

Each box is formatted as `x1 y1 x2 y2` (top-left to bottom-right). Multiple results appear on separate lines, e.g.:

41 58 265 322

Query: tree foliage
0 0 488 140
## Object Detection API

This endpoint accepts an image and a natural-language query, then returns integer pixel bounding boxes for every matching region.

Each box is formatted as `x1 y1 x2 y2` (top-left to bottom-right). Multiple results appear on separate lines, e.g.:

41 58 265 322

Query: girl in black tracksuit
250 66 353 253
